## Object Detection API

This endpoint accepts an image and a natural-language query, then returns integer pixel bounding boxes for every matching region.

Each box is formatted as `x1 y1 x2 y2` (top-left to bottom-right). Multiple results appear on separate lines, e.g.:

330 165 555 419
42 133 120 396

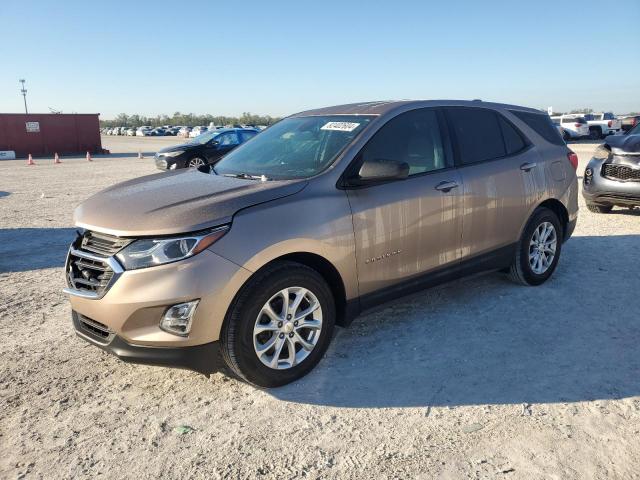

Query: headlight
163 150 185 157
592 145 610 161
116 226 228 270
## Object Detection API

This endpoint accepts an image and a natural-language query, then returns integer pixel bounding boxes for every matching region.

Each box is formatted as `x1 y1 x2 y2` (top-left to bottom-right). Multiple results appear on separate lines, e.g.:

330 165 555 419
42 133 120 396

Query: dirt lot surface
1 138 639 479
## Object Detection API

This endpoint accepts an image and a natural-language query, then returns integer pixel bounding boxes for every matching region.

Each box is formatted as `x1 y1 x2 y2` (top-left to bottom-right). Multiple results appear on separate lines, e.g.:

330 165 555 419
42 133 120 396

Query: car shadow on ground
0 228 77 273
608 207 640 216
272 235 640 408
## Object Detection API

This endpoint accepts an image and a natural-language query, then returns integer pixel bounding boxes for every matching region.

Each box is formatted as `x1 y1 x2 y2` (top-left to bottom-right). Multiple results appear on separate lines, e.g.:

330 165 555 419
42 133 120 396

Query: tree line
100 112 281 128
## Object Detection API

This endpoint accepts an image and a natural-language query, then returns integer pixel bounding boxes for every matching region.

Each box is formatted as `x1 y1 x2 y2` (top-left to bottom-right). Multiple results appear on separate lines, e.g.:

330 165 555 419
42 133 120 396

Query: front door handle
435 181 459 192
520 162 537 172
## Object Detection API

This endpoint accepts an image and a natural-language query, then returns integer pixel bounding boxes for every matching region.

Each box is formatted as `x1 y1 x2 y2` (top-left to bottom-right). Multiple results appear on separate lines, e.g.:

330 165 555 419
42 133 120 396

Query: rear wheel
508 208 563 286
586 203 613 214
220 262 335 387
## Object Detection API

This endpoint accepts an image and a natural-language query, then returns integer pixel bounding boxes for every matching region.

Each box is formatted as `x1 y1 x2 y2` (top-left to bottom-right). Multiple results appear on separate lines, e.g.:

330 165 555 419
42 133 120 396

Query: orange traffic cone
26 154 35 166
54 153 61 164
138 151 144 159
86 151 92 162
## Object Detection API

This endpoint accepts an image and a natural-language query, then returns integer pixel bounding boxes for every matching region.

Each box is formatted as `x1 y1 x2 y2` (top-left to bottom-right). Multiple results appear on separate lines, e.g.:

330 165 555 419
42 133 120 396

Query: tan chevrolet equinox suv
65 100 579 387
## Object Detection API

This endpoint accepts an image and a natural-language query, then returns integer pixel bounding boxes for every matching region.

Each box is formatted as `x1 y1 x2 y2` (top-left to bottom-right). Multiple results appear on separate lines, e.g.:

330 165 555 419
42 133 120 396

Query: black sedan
154 128 259 170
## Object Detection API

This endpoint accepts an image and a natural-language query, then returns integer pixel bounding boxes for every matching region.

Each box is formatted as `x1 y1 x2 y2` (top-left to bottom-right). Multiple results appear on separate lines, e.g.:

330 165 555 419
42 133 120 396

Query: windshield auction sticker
321 121 360 132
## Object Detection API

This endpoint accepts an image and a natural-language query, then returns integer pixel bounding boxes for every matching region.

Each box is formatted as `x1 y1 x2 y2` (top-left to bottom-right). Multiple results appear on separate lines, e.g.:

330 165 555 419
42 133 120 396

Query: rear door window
445 107 505 165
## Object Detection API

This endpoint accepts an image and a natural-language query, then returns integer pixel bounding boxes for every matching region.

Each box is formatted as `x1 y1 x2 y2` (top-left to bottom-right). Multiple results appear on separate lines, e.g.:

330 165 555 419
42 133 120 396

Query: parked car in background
155 127 259 170
583 121 640 213
550 116 590 140
189 126 209 138
125 127 136 136
621 115 640 133
583 113 622 138
66 100 578 387
136 127 153 137
150 127 167 136
178 126 192 137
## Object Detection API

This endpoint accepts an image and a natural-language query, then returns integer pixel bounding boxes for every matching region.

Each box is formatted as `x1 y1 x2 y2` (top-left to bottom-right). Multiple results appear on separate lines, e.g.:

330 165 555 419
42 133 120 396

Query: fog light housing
584 167 593 186
160 300 199 336
169 163 177 170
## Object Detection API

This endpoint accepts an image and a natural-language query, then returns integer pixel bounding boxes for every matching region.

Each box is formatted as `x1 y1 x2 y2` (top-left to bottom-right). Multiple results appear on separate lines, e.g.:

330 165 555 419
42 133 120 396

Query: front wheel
188 157 206 168
220 261 335 387
508 208 563 286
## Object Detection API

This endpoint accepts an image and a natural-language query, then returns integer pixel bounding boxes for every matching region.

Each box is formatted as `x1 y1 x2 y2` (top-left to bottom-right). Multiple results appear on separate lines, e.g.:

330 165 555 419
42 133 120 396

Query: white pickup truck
583 113 622 139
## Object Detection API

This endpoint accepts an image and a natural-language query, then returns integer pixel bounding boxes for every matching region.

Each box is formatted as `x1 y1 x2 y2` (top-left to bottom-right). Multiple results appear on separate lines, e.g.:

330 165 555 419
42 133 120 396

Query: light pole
19 79 28 114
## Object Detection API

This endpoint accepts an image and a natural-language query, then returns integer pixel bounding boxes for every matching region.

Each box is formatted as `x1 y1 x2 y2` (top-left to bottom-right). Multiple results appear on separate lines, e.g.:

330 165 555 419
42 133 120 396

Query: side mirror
351 158 409 185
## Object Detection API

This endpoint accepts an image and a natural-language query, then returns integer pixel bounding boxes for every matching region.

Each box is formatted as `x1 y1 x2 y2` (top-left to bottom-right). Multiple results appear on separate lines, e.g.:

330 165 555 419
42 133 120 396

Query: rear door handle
435 181 459 192
520 162 537 172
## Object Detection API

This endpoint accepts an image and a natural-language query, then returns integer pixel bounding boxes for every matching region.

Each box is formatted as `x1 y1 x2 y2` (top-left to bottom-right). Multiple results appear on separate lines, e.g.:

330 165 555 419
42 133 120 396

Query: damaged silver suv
583 123 640 212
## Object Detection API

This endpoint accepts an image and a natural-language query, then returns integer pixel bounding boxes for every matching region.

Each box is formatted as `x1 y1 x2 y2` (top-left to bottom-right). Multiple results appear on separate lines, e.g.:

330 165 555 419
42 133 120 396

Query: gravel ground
1 137 639 479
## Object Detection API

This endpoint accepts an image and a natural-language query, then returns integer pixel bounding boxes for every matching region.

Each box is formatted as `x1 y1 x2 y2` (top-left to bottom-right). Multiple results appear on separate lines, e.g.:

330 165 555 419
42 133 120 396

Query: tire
563 130 570 142
589 128 601 140
508 208 563 286
187 157 206 168
220 261 336 388
586 203 613 214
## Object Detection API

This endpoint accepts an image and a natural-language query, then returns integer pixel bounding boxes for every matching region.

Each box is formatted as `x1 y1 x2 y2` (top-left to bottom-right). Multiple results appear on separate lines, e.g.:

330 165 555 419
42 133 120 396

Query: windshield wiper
221 172 271 181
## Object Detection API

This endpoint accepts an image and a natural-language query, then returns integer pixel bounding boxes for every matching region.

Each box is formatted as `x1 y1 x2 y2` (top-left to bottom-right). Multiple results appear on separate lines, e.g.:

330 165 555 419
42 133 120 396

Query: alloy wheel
188 157 206 168
528 221 557 274
253 287 323 370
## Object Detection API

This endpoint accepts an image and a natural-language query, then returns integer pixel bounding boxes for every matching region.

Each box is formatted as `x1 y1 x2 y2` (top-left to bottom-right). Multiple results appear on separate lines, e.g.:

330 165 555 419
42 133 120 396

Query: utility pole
19 79 28 114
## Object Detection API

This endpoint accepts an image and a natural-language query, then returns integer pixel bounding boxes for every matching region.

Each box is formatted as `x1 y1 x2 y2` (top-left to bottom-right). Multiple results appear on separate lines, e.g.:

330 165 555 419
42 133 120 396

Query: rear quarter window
508 110 564 145
498 115 527 155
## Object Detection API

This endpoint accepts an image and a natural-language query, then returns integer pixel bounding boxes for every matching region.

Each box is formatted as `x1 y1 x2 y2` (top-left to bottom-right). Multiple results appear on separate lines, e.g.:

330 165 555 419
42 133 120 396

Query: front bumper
154 154 184 171
583 158 640 206
72 311 222 374
66 248 252 348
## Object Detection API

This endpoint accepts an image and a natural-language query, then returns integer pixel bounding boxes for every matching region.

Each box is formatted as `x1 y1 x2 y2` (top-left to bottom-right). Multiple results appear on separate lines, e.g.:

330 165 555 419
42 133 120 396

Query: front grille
65 230 127 298
602 163 640 182
80 230 131 256
66 251 116 297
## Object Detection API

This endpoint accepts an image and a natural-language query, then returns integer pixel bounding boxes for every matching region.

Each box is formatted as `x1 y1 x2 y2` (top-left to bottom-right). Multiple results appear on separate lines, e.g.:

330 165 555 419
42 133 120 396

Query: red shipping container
0 113 102 158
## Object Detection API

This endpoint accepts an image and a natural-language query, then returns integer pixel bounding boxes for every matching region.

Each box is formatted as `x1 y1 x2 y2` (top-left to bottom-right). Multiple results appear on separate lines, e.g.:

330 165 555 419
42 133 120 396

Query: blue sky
1 0 638 119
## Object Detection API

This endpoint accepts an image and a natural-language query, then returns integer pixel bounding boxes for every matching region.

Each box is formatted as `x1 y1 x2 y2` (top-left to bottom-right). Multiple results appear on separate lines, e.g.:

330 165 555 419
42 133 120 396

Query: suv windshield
214 115 373 179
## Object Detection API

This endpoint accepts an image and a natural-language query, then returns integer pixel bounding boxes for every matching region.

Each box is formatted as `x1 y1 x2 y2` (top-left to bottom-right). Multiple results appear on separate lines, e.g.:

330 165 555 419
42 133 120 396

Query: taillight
574 123 581 128
608 120 612 128
567 151 579 170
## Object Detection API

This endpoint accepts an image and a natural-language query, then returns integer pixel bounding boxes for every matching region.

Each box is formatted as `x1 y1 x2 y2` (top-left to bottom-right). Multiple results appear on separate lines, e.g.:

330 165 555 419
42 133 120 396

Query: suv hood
606 134 640 155
74 170 307 237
